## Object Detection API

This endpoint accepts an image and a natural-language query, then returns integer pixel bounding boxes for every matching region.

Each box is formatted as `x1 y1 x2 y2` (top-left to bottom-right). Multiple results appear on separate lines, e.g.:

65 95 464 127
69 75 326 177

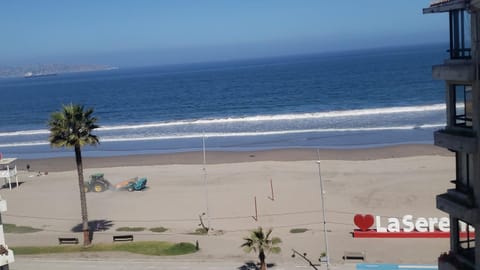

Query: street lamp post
316 149 330 269
202 135 211 231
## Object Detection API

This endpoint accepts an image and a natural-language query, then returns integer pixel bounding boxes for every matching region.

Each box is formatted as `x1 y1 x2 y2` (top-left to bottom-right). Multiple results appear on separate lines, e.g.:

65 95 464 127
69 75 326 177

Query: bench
113 235 134 242
58 237 79 245
343 251 366 261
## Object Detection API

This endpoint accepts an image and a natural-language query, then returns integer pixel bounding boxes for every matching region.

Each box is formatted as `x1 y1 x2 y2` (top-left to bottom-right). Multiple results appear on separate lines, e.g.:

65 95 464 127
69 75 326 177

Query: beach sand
1 144 454 266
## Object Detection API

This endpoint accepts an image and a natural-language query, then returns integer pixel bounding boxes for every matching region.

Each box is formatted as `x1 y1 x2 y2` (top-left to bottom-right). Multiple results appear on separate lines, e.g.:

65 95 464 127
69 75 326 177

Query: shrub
116 227 145 232
150 227 168 233
289 228 308 234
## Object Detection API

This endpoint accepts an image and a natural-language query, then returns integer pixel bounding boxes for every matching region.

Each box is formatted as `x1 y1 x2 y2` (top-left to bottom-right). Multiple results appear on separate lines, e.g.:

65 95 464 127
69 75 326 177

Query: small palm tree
241 227 281 270
48 104 99 246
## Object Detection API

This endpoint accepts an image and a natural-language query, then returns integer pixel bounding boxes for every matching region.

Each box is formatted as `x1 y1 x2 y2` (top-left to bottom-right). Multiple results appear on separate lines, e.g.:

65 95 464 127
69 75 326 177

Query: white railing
0 168 16 178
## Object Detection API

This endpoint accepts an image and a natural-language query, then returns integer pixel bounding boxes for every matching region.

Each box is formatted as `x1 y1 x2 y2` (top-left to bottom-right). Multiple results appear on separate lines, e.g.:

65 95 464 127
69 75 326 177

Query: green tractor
84 173 111 192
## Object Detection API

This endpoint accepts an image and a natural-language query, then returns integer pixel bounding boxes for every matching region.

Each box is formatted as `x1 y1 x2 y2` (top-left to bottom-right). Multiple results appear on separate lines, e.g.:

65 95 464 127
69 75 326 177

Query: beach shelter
0 158 18 190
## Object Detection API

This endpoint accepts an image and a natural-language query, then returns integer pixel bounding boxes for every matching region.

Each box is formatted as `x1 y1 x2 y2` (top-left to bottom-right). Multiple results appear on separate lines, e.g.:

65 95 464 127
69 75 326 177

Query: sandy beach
1 144 454 266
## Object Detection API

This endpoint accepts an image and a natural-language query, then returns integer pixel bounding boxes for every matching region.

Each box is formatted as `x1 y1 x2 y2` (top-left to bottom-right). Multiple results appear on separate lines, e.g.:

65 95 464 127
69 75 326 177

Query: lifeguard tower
0 158 18 190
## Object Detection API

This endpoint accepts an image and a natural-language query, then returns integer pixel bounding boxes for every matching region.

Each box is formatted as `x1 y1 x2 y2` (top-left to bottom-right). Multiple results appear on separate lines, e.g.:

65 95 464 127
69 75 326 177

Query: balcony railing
451 180 474 199
448 48 471 60
436 191 478 224
455 114 472 127
0 167 16 178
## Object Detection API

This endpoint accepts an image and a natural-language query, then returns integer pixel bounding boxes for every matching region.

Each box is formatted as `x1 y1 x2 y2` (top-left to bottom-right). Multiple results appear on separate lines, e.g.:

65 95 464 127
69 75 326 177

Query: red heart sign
354 214 374 231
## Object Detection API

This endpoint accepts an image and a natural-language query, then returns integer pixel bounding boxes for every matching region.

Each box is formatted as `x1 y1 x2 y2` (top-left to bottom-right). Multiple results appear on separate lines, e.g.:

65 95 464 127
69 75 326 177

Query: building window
453 84 472 127
456 152 473 194
458 220 475 263
450 9 471 59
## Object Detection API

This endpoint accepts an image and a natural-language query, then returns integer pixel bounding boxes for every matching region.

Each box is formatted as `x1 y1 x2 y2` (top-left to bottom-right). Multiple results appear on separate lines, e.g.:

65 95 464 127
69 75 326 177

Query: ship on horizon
24 72 57 78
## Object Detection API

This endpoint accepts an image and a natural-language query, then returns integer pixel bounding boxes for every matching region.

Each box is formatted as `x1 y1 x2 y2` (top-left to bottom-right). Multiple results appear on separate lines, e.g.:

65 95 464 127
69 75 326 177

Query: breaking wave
0 123 444 148
0 103 445 138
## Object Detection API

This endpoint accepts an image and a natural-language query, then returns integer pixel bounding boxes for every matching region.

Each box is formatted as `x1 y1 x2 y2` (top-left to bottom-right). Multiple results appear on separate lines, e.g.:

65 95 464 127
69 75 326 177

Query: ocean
0 44 447 159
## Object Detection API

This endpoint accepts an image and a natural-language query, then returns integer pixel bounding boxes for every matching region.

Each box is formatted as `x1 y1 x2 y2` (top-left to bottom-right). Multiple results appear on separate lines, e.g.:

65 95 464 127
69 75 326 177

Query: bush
4 224 42 233
150 227 168 233
164 242 197 255
289 228 308 234
116 227 145 232
12 241 198 256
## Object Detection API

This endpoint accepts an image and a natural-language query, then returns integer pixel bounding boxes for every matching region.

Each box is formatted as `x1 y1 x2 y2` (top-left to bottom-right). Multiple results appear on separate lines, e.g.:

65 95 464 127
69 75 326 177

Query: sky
1 0 448 67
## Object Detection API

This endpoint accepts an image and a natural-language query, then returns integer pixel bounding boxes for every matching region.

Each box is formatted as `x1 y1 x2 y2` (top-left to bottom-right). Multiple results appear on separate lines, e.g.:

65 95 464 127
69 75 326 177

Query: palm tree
48 104 99 246
241 227 281 270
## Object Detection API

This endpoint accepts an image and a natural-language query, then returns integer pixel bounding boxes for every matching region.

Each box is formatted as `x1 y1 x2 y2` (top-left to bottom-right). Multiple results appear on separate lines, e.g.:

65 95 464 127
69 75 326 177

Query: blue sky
1 1 447 67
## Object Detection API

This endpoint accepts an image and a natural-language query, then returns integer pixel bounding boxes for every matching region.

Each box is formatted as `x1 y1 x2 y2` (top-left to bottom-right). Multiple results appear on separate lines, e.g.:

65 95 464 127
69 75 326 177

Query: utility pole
202 134 211 231
316 149 330 269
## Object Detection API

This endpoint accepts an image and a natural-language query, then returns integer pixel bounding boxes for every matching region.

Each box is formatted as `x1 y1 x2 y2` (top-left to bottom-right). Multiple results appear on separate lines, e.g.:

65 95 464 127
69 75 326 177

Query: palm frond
265 228 273 239
47 104 100 149
270 247 281 254
271 237 282 245
241 227 281 257
253 227 265 240
241 238 253 248
243 246 253 253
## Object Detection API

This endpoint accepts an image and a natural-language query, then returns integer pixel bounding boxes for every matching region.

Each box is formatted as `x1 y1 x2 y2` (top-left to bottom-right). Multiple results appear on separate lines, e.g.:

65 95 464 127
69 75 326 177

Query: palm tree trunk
75 144 90 246
259 250 266 270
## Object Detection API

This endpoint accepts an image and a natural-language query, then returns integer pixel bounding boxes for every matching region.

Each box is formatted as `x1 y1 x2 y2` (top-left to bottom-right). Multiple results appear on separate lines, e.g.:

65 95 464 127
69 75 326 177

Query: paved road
9 257 357 270
12 258 242 270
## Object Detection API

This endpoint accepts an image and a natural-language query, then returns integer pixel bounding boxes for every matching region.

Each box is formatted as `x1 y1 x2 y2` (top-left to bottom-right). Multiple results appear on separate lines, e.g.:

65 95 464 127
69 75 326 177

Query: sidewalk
10 256 358 270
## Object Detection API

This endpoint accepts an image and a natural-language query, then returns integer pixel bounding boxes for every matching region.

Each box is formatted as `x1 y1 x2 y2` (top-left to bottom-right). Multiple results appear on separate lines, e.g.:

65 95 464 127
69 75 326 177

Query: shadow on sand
238 261 275 270
71 219 114 241
1 181 25 189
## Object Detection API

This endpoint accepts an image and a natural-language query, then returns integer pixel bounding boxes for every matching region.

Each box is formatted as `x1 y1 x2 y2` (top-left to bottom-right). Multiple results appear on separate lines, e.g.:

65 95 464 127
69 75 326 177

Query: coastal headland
2 144 453 266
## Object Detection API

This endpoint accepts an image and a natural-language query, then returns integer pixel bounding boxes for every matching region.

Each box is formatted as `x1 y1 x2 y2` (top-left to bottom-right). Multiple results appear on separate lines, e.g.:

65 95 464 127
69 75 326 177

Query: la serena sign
376 215 450 233
352 214 473 238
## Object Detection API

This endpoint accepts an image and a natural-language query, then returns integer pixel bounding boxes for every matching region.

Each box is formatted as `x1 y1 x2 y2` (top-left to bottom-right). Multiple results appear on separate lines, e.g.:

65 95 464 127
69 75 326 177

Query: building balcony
432 61 474 81
437 190 479 224
423 0 468 14
438 251 474 270
434 129 477 153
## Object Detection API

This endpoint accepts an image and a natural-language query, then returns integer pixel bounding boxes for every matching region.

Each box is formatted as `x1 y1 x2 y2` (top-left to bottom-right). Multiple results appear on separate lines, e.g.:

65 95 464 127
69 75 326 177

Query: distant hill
0 64 117 78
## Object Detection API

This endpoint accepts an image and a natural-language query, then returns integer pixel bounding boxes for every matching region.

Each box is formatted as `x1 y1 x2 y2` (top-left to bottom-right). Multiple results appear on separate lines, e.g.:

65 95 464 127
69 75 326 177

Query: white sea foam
0 141 50 147
0 123 444 148
0 129 50 137
100 103 446 131
0 103 446 137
